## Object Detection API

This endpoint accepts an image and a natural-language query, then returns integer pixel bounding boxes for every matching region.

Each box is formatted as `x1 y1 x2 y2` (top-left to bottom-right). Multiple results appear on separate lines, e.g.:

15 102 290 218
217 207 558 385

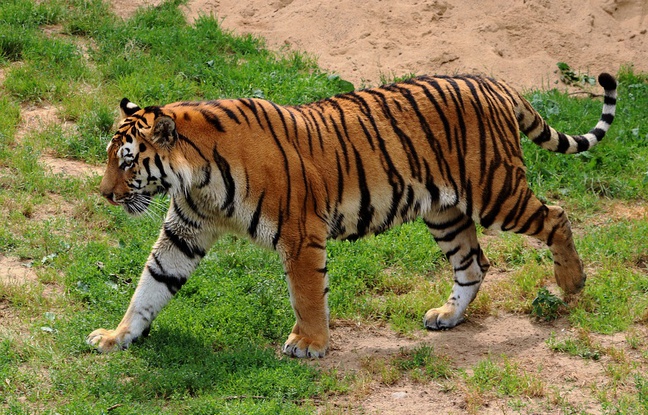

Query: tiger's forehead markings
106 116 141 152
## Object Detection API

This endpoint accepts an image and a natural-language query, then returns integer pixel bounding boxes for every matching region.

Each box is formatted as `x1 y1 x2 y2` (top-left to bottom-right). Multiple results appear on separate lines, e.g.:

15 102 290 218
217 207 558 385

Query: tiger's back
89 73 617 359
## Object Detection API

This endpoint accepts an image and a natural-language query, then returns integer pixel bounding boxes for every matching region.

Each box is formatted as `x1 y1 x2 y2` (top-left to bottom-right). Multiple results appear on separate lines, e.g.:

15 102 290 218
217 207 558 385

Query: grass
1 0 647 414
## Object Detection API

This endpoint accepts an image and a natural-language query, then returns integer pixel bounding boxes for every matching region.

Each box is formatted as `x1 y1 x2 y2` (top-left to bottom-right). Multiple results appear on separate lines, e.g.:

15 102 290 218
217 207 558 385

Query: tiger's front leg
281 237 330 358
87 219 214 352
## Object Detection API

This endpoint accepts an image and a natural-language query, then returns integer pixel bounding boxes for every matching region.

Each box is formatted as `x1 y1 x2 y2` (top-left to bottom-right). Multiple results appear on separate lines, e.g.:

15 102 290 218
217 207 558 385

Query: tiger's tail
518 72 617 154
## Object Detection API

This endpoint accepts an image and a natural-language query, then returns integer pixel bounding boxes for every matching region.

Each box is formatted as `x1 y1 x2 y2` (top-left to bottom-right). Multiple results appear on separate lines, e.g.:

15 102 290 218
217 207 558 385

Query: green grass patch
546 330 603 360
462 356 544 412
392 345 455 382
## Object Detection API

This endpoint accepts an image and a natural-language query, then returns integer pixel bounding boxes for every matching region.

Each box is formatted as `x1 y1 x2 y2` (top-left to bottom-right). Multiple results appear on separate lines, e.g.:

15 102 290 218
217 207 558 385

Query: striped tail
519 73 617 154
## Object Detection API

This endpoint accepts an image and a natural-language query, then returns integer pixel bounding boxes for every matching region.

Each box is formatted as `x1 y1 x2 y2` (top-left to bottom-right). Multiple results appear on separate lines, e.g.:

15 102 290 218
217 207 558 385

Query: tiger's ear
151 115 178 149
119 98 141 121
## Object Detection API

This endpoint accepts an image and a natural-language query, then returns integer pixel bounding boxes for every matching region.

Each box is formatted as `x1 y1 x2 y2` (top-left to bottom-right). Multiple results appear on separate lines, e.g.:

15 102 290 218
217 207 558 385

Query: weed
532 287 567 321
556 62 596 87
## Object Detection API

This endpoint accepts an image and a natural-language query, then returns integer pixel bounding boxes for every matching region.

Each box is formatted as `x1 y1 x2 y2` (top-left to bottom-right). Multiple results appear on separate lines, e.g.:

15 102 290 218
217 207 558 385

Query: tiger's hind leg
507 200 585 294
423 207 490 330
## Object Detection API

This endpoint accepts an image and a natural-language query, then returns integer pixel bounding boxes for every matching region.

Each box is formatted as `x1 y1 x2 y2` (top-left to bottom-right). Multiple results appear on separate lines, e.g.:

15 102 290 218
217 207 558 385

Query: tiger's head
100 98 179 215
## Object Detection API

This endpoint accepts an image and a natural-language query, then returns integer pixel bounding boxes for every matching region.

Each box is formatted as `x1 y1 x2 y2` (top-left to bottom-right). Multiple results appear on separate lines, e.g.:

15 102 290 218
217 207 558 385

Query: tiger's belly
326 182 437 241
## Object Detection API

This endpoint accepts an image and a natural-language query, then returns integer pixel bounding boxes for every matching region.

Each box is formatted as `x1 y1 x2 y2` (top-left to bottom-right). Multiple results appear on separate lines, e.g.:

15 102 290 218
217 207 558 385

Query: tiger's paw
554 259 586 295
423 305 465 330
282 333 328 358
86 328 131 353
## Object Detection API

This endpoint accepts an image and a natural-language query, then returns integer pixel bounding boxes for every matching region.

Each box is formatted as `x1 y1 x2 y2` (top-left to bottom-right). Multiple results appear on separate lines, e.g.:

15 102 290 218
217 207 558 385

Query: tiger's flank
87 72 617 358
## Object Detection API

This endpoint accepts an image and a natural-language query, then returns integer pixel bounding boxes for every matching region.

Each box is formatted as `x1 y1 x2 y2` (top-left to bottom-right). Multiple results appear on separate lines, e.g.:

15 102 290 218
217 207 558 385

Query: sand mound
176 0 648 90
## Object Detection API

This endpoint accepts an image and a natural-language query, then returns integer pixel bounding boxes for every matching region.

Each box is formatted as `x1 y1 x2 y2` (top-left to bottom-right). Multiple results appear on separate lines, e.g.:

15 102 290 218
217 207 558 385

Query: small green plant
556 62 596 86
531 287 566 321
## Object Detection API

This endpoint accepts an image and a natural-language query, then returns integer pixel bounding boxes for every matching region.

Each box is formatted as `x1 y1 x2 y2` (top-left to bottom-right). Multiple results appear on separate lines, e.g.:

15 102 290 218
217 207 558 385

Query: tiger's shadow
128 326 314 398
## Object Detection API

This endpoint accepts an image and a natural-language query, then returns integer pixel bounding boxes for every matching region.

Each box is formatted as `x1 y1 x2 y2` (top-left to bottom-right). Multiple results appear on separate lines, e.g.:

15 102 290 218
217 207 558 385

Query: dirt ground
3 0 648 413
176 0 648 91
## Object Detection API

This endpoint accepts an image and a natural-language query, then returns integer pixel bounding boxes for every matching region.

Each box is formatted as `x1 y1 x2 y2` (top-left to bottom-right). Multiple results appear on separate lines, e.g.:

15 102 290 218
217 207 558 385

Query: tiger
87 72 617 358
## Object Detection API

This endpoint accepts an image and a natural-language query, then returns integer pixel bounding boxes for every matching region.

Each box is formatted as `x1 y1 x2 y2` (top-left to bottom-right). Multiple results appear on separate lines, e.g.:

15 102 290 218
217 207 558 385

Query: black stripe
423 160 441 201
576 136 590 152
248 192 265 239
337 91 406 229
444 245 461 258
178 133 210 162
524 116 541 136
200 108 225 132
307 241 326 250
197 163 212 188
501 186 531 231
142 157 152 179
432 219 473 243
163 223 205 259
154 154 167 178
556 132 570 153
172 199 201 228
589 128 606 140
601 112 614 124
480 163 514 229
331 116 350 173
516 205 547 235
399 185 415 218
424 214 465 230
365 88 422 180
240 99 265 130
269 101 291 141
209 101 241 125
272 205 285 249
148 263 186 295
237 106 251 126
414 79 453 153
293 107 315 155
546 223 559 247
532 123 552 144
356 116 376 150
183 192 207 219
454 278 481 287
454 248 480 272
213 144 236 214
353 146 374 238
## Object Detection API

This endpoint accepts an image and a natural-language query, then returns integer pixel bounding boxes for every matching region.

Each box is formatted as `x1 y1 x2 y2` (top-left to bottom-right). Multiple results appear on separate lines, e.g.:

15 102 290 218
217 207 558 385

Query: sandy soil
177 0 648 91
3 1 648 413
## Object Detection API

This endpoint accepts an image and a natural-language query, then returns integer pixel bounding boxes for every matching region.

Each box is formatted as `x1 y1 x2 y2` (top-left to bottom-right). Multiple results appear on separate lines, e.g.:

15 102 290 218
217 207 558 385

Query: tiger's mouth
105 197 119 206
